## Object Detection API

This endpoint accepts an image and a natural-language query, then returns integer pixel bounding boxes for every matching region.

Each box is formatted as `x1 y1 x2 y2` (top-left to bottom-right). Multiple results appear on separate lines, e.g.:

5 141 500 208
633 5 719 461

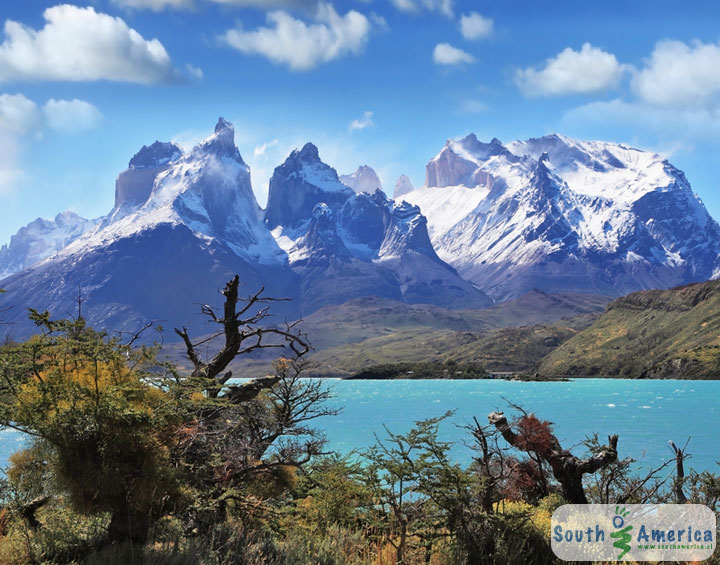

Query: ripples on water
1 379 718 473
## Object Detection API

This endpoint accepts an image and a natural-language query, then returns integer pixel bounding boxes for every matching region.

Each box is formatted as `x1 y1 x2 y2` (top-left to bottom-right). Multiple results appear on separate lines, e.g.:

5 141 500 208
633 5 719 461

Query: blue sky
1 1 720 243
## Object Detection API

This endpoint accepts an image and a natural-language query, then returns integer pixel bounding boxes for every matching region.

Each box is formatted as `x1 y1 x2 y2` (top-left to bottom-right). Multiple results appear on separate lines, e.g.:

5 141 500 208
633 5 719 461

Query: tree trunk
20 496 50 531
396 520 407 565
552 465 592 505
669 441 687 503
107 505 150 545
488 410 618 504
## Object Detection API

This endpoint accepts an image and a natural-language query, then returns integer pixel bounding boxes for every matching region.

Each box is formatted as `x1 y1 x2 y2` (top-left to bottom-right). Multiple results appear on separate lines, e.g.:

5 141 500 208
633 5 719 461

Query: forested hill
538 280 720 378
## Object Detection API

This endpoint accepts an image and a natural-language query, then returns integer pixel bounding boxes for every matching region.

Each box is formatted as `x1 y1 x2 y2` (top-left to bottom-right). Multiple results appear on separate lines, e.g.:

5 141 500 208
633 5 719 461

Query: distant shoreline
343 372 571 382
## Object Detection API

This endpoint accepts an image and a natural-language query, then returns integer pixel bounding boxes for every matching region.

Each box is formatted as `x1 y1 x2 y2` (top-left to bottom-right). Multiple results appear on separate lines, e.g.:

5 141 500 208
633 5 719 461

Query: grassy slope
538 280 720 379
301 291 607 375
298 291 608 349
311 324 582 374
163 291 609 377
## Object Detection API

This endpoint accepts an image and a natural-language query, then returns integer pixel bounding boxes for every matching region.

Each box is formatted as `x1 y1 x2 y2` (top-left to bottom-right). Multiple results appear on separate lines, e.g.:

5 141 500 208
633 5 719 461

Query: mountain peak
0 211 98 279
214 116 233 133
128 141 182 169
394 174 414 198
536 133 567 144
196 117 244 162
340 164 383 194
312 202 333 221
460 133 479 146
115 141 183 215
299 142 320 161
265 144 352 230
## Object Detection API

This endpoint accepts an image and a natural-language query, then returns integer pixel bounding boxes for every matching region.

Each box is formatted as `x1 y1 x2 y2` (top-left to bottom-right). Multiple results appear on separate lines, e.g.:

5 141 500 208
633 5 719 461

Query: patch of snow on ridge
298 161 349 193
506 135 671 203
401 184 487 239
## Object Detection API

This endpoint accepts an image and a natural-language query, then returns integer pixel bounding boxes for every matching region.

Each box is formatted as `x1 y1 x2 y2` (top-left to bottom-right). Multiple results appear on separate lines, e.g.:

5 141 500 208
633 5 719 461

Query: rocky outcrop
112 141 181 220
393 174 414 198
340 165 383 194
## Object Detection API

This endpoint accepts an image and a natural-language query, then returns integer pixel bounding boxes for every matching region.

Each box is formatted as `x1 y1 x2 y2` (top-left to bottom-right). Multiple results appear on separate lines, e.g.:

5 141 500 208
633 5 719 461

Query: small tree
488 407 618 504
0 313 179 543
294 454 371 535
0 275 336 550
361 413 452 565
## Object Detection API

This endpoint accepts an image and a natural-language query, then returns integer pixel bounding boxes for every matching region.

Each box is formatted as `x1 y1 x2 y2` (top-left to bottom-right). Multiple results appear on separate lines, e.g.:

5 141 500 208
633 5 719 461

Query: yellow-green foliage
540 280 720 378
0 318 182 534
0 498 108 565
294 456 370 535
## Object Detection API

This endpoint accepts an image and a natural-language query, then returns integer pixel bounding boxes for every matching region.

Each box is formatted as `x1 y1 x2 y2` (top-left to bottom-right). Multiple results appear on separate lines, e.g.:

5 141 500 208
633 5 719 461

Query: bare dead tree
174 275 311 398
466 416 510 513
116 319 164 347
20 496 50 531
218 358 339 481
669 439 689 503
488 409 618 504
167 278 335 532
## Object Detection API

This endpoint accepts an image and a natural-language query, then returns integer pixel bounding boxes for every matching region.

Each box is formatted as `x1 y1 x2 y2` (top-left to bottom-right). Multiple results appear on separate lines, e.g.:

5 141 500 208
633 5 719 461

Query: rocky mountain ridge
1 121 718 338
402 133 720 300
0 119 490 337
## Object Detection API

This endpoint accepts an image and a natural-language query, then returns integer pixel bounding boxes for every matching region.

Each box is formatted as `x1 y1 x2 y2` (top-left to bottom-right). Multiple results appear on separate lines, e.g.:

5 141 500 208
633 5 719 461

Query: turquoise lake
1 378 718 473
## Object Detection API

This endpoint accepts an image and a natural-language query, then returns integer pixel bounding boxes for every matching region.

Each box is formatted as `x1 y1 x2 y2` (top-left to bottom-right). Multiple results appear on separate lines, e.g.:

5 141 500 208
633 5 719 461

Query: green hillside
311 324 582 375
164 291 608 377
538 280 720 378
297 290 607 349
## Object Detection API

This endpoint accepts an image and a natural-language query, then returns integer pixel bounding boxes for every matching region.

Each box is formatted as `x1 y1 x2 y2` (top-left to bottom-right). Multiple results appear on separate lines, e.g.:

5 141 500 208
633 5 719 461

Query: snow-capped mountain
0 118 297 336
80 117 285 265
266 145 492 311
0 211 98 279
339 165 383 194
265 143 355 231
393 174 414 198
0 119 489 337
403 133 720 300
2 121 718 336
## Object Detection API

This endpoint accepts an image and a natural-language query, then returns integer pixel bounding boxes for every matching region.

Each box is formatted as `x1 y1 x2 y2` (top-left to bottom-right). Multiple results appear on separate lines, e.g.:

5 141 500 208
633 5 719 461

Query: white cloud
0 93 41 134
211 0 317 8
0 92 102 195
369 12 389 32
0 5 178 84
349 110 373 132
515 42 623 97
111 0 195 10
391 0 453 17
459 98 487 114
254 138 279 157
221 3 370 71
433 43 474 66
459 12 493 40
632 39 720 107
43 99 103 133
563 98 720 142
185 64 204 81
